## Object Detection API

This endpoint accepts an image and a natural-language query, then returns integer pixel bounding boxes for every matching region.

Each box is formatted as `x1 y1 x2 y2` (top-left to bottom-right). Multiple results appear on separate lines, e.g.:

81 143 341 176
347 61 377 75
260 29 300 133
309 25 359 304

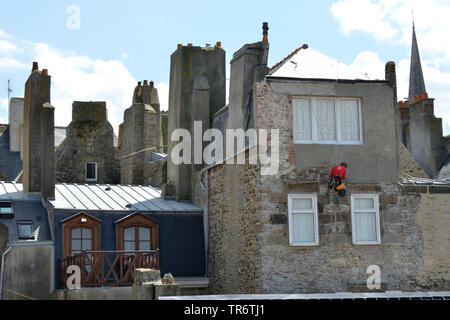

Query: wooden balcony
59 250 159 288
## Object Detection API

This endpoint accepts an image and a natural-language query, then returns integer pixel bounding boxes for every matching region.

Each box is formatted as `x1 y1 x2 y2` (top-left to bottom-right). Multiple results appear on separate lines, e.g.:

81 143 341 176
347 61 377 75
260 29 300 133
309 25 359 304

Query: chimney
262 22 269 44
385 61 397 105
23 62 55 199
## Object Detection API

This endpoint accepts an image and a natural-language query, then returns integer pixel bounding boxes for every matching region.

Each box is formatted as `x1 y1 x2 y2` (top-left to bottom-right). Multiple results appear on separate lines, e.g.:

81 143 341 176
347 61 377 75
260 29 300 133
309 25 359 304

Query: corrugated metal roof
0 182 202 212
269 47 382 81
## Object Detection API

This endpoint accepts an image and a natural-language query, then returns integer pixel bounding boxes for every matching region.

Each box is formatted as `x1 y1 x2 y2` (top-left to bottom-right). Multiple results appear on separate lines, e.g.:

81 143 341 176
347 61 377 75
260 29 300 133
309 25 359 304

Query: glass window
293 97 362 144
18 222 33 239
351 194 380 244
86 163 97 181
288 195 319 246
0 202 13 215
71 227 93 255
123 226 151 251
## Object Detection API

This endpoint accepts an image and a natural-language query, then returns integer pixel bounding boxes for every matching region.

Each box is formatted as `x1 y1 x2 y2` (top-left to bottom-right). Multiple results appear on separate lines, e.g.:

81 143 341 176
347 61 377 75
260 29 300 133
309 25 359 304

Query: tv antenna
7 79 12 110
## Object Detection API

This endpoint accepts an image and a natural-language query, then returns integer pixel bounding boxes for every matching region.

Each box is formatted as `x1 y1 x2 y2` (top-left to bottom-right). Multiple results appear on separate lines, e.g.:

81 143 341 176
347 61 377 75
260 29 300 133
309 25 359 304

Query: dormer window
86 162 97 182
0 201 13 217
18 221 34 240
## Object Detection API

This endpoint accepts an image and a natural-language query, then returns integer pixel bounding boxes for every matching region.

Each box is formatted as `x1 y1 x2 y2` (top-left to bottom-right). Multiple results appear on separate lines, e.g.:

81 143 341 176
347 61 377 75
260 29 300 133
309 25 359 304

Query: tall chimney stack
23 62 55 199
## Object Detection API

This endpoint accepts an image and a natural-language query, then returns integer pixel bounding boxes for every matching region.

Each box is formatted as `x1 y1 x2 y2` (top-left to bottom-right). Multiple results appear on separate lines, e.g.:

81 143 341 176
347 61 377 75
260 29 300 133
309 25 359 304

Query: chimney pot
262 22 269 44
143 80 148 86
216 41 221 48
177 44 182 48
138 81 142 87
150 81 154 88
42 69 48 76
32 62 39 72
187 43 193 47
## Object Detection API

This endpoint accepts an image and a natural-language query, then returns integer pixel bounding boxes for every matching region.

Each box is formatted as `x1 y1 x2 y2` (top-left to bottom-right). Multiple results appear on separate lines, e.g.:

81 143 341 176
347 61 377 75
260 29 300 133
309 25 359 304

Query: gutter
0 242 12 300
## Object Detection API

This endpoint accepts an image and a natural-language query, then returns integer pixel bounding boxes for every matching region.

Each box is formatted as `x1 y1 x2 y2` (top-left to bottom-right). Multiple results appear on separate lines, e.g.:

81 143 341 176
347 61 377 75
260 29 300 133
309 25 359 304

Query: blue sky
0 0 449 134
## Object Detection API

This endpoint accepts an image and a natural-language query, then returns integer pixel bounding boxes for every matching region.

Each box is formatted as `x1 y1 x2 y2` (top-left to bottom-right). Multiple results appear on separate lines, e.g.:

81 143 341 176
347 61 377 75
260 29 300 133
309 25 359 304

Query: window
351 194 381 244
288 194 319 246
85 162 97 181
62 212 101 257
124 227 151 251
0 201 13 216
116 213 158 251
292 97 362 144
18 221 34 239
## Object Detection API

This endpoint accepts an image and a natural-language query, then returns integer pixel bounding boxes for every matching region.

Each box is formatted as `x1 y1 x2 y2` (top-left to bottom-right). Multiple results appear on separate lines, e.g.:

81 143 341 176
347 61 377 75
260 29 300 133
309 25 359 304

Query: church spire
408 22 427 104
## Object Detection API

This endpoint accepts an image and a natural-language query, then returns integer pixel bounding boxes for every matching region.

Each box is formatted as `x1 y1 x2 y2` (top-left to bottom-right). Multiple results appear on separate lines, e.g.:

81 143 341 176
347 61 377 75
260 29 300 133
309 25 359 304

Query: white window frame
292 96 363 145
287 194 319 246
85 162 98 182
351 194 381 245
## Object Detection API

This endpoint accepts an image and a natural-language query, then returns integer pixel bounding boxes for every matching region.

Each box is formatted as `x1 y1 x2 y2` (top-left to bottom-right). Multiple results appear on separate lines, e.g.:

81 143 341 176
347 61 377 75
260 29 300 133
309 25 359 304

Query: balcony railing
59 250 159 288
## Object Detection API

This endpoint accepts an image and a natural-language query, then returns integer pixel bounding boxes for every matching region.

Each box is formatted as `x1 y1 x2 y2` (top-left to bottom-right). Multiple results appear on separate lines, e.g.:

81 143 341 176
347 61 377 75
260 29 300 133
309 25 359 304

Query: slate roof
269 45 382 81
0 126 23 181
0 182 51 242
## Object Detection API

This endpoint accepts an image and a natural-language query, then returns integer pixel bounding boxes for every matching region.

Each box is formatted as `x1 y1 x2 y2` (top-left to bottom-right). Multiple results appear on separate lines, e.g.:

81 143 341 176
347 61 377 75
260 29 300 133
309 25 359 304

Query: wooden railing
59 250 159 288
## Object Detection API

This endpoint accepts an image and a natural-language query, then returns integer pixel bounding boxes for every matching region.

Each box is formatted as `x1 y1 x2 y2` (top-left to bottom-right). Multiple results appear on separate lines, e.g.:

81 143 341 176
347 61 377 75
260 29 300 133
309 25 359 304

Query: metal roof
0 182 202 212
401 177 450 185
269 47 383 81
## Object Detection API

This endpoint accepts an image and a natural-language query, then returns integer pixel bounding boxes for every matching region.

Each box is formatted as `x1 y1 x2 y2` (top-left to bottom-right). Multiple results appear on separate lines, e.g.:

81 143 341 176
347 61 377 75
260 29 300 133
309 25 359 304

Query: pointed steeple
408 22 427 104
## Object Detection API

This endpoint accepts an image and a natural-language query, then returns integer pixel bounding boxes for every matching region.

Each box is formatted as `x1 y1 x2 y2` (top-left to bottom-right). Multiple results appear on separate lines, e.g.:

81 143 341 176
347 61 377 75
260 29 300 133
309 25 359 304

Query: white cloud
0 29 13 39
156 82 169 111
0 39 23 55
30 42 137 132
330 0 398 41
331 0 450 134
0 57 28 70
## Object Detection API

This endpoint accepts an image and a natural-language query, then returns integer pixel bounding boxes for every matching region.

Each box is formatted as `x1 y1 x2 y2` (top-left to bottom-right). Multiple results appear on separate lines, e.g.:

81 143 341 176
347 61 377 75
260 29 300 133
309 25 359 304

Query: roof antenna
7 79 12 112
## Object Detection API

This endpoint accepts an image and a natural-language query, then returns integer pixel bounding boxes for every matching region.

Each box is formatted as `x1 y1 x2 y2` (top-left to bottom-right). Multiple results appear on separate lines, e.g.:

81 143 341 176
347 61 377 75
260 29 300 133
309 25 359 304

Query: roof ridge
269 43 309 72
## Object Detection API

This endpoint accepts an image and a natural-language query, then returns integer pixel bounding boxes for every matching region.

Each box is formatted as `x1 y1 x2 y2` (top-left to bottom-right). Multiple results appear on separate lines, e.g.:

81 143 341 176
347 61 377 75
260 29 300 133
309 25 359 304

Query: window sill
294 141 364 145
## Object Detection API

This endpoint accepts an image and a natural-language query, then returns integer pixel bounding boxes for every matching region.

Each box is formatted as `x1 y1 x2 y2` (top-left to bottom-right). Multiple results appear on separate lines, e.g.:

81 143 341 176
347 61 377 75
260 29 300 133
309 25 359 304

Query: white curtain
314 99 336 141
292 212 315 243
339 99 360 142
293 98 312 141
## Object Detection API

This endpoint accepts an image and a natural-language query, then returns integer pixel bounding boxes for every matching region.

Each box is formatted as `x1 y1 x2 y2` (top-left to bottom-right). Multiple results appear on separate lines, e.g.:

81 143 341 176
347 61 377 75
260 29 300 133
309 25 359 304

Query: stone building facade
55 101 120 184
173 25 450 294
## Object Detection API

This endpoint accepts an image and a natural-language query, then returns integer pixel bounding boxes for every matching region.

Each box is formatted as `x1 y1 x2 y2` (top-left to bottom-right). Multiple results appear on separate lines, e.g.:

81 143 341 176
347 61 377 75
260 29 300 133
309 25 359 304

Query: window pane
354 198 375 210
124 227 135 241
292 213 315 243
86 163 96 180
72 228 81 238
18 224 33 238
82 239 92 251
139 241 151 251
314 99 336 141
354 212 377 242
72 239 81 252
139 227 150 241
292 198 312 210
0 207 12 213
293 99 312 140
82 228 92 239
339 100 360 141
124 241 135 251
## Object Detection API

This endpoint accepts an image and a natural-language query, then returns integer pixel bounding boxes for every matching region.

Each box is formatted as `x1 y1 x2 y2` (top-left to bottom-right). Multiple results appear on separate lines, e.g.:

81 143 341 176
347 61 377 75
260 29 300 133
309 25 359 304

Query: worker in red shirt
326 162 347 202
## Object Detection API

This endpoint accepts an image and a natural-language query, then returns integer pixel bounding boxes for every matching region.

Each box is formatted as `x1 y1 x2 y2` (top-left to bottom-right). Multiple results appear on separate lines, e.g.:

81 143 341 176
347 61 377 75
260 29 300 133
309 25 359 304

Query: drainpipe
0 242 12 300
199 169 209 277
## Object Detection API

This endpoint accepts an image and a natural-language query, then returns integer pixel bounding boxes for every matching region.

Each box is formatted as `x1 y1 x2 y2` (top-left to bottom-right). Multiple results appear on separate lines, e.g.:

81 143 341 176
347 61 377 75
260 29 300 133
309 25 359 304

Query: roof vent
105 187 111 191
125 204 132 208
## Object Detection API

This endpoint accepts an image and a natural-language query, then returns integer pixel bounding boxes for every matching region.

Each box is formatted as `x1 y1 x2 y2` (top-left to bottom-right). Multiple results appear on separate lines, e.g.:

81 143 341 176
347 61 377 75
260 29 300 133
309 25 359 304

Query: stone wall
205 77 449 295
55 101 120 184
399 142 429 178
207 154 262 294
